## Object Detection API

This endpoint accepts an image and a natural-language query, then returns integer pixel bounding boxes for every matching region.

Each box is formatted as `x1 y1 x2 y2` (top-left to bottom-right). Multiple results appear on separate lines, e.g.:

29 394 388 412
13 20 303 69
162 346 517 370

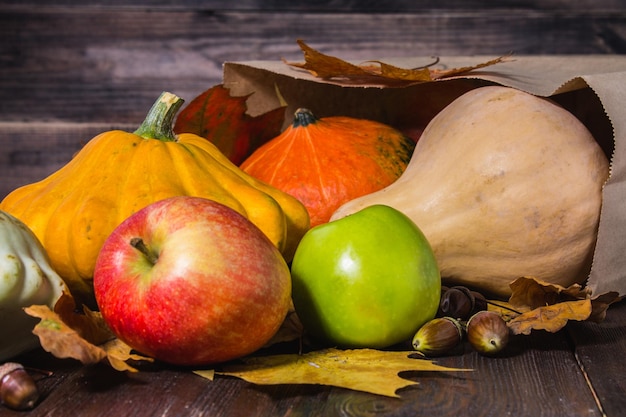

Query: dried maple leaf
503 276 621 334
52 292 115 345
429 55 512 79
286 40 394 84
263 310 303 347
285 39 510 86
173 84 286 165
509 276 589 311
215 348 469 398
102 338 154 372
507 299 592 335
588 291 622 322
485 300 523 322
24 293 152 372
366 60 433 81
24 303 109 365
509 276 620 318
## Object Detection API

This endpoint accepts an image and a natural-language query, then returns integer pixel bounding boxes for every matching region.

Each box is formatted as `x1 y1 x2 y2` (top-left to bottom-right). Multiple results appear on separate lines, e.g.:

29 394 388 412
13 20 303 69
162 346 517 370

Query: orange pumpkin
240 108 415 227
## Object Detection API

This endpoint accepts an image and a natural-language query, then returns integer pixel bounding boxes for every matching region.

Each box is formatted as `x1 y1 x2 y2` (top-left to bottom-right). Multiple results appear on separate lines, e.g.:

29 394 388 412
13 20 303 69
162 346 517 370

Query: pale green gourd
0 210 67 361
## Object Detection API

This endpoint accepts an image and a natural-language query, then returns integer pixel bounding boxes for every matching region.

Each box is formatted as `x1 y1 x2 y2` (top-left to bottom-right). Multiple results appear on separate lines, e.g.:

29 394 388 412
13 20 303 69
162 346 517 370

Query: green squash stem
134 91 184 142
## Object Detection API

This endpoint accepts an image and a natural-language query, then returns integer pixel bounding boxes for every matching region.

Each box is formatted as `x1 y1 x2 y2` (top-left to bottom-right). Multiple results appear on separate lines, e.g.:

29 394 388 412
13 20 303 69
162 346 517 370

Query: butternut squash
331 86 610 298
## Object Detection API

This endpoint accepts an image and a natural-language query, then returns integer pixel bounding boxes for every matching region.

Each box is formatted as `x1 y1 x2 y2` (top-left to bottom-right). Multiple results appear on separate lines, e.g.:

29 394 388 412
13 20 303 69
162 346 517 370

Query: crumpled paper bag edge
222 55 626 297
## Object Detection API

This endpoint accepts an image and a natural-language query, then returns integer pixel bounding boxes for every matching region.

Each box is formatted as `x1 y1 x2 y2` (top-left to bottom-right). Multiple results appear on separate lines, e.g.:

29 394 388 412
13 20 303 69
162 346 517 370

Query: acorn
0 363 40 410
412 317 464 356
466 310 510 356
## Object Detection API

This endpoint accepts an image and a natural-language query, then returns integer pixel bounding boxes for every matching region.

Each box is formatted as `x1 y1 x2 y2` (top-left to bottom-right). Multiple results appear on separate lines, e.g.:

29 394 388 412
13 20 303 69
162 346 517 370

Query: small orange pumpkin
240 108 415 227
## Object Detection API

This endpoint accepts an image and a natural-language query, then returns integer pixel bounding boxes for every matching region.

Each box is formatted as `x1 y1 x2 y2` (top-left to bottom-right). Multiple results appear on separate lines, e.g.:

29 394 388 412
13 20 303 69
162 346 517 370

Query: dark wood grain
2 3 625 197
1 0 625 11
568 307 626 417
1 6 624 124
4 303 626 417
1 3 625 415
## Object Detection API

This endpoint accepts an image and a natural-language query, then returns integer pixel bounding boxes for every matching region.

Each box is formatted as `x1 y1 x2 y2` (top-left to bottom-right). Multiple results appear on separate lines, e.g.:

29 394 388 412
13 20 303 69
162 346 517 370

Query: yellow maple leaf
216 348 469 398
193 369 215 381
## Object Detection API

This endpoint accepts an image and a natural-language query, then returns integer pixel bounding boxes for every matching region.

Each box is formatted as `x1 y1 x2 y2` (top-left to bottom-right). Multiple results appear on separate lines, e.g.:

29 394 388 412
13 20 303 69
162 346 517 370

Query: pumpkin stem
130 237 159 265
292 108 318 128
133 91 184 142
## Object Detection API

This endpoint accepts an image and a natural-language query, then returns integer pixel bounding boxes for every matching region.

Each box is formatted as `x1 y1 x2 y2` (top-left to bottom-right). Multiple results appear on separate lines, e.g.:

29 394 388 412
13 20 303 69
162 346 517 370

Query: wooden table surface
2 2 626 416
1 299 624 417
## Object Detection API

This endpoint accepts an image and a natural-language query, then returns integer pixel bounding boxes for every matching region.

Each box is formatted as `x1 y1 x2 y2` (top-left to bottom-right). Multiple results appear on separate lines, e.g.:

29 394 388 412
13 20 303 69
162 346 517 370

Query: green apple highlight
291 204 441 348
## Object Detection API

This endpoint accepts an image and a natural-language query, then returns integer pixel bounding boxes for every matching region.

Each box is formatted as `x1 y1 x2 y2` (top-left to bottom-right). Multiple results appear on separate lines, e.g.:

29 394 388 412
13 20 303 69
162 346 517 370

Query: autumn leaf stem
486 300 522 315
411 56 440 70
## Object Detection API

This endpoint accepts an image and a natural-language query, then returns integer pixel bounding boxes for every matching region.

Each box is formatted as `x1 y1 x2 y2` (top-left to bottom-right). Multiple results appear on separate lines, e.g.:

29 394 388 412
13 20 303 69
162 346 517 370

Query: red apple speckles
93 196 292 366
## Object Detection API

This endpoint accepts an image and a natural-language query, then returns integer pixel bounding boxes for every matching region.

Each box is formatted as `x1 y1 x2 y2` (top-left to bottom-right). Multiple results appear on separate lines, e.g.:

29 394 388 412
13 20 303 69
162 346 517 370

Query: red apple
93 196 292 366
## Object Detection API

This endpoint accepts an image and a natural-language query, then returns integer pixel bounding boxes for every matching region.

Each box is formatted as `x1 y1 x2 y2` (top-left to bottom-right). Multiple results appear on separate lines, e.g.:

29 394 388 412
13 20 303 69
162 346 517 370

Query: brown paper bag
223 56 626 297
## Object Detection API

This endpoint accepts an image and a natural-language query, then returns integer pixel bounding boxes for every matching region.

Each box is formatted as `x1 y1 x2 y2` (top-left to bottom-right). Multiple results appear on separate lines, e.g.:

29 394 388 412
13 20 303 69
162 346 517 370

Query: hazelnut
412 317 464 356
0 363 40 410
466 310 510 356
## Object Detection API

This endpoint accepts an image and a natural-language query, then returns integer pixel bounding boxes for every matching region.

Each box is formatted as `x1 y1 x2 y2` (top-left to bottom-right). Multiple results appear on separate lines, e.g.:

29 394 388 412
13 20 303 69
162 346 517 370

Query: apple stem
130 237 159 265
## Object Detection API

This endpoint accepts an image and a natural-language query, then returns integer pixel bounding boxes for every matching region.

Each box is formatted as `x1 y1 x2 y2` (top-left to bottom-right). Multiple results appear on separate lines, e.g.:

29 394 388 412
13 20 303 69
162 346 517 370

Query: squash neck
292 108 318 128
134 92 184 142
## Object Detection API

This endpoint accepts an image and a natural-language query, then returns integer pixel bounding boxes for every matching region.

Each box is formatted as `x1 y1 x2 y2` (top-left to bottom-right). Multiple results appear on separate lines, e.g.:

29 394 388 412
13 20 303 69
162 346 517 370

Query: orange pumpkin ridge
240 108 415 227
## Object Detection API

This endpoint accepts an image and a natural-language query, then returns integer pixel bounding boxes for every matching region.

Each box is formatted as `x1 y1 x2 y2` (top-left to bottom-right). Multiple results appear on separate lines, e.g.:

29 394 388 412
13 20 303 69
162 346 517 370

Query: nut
0 363 40 410
412 317 464 356
438 287 474 319
470 290 488 314
466 310 510 356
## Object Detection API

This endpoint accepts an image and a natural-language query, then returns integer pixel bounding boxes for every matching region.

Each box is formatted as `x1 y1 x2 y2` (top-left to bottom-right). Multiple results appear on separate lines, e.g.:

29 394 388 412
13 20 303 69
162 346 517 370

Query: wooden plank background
1 0 625 198
1 4 626 416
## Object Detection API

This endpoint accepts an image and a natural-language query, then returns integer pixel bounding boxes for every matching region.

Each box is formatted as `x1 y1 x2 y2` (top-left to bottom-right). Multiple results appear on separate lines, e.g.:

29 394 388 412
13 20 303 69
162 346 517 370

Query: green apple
291 204 441 349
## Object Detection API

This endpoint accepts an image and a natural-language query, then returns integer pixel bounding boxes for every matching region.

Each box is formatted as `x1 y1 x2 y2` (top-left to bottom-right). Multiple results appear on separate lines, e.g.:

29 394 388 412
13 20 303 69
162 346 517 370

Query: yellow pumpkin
0 92 309 306
331 86 610 298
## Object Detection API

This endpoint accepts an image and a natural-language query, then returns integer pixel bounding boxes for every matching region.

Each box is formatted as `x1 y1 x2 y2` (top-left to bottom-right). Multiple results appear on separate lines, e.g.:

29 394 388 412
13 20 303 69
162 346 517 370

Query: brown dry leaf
263 310 303 347
589 291 622 322
101 338 154 372
507 276 621 325
285 39 509 86
368 60 433 81
24 294 152 371
24 303 108 365
509 276 588 310
429 55 512 79
52 292 115 345
486 300 523 321
507 299 592 335
286 40 378 82
216 348 469 398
